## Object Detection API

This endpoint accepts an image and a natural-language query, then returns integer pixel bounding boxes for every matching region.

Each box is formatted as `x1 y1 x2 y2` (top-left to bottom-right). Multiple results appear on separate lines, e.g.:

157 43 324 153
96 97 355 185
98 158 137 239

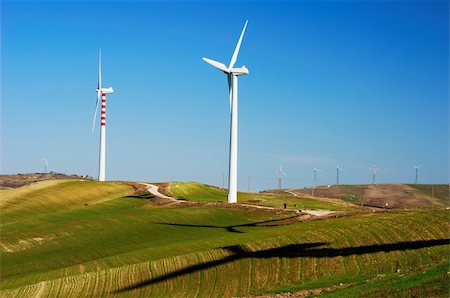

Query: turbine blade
91 92 100 134
202 57 229 72
229 20 248 69
98 49 102 90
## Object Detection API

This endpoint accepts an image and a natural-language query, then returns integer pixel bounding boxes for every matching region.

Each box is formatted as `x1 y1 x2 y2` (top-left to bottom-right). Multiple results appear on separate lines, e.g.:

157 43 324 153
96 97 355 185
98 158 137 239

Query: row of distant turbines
276 165 424 189
89 21 425 204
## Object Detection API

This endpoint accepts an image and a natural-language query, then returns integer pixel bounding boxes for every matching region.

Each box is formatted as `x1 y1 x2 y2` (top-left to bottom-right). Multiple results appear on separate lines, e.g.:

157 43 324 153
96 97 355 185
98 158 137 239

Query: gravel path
140 183 180 202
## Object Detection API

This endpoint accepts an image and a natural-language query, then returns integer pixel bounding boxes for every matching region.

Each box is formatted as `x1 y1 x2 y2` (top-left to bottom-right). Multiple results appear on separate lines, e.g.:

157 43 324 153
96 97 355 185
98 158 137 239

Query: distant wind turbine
92 49 114 182
277 166 287 190
370 165 378 185
313 168 322 188
42 158 48 173
414 165 422 184
336 165 343 185
203 21 249 203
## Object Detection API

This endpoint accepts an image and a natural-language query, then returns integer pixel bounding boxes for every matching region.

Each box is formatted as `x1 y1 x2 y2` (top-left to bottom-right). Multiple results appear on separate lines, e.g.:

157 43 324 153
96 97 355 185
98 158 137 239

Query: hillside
287 184 449 208
0 173 91 188
163 182 354 211
0 180 448 297
1 179 135 223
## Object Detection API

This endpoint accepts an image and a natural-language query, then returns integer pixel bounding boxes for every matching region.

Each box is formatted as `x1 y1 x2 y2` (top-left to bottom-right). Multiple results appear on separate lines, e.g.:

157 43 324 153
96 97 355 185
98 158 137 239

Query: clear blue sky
2 0 448 190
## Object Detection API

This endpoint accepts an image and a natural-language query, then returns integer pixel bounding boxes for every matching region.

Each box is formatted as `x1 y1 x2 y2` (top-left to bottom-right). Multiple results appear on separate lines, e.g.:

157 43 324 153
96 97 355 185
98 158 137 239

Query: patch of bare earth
288 184 446 209
362 184 435 208
79 265 86 273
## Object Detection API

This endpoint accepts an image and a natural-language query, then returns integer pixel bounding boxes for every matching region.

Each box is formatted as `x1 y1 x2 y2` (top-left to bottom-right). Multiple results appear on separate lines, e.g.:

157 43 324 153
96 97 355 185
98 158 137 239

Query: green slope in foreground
0 180 448 297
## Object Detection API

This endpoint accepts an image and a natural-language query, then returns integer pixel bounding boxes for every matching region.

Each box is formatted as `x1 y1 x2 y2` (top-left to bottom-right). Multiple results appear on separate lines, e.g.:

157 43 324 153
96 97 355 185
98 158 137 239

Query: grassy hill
1 180 448 297
165 182 353 211
1 179 134 223
289 184 449 208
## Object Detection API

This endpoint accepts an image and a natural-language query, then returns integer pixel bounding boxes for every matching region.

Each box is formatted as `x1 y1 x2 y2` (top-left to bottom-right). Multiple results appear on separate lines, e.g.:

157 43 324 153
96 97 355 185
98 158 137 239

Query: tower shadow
154 215 299 234
116 238 449 293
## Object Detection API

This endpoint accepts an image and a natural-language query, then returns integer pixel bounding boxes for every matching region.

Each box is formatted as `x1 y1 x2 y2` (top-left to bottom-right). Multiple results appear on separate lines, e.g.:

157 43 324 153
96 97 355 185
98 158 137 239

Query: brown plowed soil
288 184 449 208
362 184 430 208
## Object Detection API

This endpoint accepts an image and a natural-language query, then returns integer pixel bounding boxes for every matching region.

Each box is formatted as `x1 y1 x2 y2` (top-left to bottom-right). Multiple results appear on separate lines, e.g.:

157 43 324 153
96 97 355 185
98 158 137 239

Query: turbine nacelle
202 58 249 76
96 87 114 94
231 66 249 76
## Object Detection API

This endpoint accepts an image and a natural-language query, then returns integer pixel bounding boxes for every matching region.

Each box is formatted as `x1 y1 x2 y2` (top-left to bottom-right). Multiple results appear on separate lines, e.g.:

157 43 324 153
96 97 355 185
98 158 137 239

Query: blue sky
2 0 448 190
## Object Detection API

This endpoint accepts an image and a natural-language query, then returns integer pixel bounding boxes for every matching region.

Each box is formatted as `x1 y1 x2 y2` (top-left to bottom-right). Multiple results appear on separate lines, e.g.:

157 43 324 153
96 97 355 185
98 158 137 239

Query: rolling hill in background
286 184 449 209
0 173 92 189
0 176 448 297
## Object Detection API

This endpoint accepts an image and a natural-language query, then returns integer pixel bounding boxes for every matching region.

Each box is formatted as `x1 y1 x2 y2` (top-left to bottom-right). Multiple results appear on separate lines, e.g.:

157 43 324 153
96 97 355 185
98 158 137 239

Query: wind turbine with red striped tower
91 49 114 181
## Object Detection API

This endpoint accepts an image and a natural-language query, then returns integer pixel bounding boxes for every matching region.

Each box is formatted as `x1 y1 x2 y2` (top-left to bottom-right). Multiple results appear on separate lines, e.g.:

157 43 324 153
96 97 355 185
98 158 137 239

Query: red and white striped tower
92 49 113 182
98 92 107 181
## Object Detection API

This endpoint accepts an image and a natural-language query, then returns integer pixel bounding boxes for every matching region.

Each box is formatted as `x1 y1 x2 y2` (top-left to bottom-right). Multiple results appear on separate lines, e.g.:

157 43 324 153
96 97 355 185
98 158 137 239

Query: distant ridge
285 184 449 208
0 173 92 188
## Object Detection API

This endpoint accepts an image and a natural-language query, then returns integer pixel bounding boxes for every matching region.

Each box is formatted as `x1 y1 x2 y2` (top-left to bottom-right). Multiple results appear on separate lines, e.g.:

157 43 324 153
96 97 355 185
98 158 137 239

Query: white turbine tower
313 167 321 188
277 166 287 190
92 49 114 182
336 165 343 185
414 165 422 184
370 165 378 185
42 158 48 173
203 20 249 203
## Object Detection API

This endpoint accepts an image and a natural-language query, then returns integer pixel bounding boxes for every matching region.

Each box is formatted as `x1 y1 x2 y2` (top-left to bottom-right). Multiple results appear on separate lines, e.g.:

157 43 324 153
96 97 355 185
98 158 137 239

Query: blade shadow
116 238 449 293
154 215 298 234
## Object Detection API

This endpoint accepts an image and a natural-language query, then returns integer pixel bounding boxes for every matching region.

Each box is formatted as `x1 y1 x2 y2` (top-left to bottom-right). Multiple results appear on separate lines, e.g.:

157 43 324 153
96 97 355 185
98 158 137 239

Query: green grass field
1 180 448 297
168 182 351 211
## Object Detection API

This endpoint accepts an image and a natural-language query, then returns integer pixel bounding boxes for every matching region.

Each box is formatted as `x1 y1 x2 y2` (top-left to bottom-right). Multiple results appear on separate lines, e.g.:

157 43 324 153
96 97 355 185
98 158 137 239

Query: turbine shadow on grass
116 238 450 293
124 193 155 200
154 215 299 234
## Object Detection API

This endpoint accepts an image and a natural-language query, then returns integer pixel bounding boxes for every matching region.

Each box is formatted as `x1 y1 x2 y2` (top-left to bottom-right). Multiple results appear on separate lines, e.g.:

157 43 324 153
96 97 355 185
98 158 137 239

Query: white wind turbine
313 167 322 188
277 166 287 190
42 158 48 173
370 165 378 185
91 49 114 182
203 20 249 203
414 165 422 184
336 165 343 185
